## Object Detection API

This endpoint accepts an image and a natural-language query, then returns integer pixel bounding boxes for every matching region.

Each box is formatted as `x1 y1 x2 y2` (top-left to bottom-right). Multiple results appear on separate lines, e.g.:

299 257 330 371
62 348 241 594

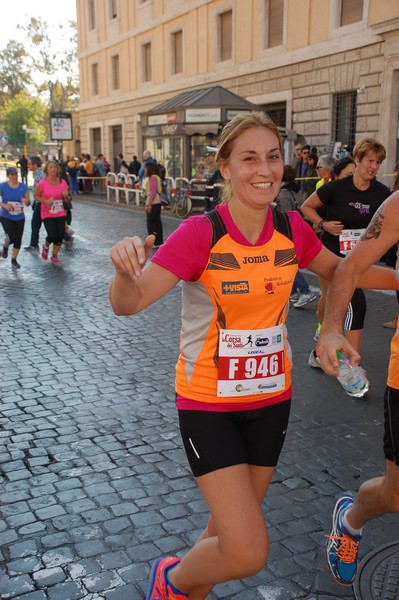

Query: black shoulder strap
206 209 228 248
206 207 293 247
272 208 293 241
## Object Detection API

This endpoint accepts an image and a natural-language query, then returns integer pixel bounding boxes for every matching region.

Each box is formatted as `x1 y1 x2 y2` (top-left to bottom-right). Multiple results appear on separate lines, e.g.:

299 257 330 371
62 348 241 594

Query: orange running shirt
175 218 298 406
387 324 399 390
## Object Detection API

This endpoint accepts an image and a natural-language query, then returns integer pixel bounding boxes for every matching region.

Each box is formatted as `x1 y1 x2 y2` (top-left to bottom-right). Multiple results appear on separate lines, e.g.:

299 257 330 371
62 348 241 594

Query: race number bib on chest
339 229 365 255
7 202 24 215
217 325 285 396
49 199 64 214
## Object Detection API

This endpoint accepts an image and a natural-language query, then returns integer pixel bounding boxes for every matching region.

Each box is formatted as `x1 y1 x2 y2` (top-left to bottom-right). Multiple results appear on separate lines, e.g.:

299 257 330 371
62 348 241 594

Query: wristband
318 219 326 230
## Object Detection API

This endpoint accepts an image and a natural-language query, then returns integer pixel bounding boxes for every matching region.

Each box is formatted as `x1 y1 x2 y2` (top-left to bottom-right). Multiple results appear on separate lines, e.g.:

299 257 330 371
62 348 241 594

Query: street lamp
22 124 27 157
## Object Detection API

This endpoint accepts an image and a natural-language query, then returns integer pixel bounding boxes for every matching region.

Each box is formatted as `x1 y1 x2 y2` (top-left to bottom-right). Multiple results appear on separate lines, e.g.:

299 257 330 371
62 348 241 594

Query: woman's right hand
110 234 155 280
323 220 344 236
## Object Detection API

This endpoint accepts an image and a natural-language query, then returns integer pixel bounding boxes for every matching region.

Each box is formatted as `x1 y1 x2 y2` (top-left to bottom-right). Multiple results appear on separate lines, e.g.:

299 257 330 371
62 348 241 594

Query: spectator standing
291 142 303 172
16 155 28 184
94 154 107 193
298 145 310 203
24 156 45 252
66 157 80 196
144 161 163 248
128 155 141 177
83 154 94 193
117 153 129 176
138 150 157 180
315 154 336 190
0 166 30 269
305 153 319 199
35 160 69 265
333 156 356 180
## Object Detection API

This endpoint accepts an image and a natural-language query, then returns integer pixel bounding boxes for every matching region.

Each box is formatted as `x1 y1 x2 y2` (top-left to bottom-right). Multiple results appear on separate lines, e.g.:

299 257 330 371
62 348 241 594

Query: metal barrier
188 178 207 212
106 172 142 205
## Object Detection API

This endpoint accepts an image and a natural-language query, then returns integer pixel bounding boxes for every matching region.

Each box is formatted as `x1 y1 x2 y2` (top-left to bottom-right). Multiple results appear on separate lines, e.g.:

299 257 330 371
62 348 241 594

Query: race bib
7 202 24 215
49 199 64 214
217 325 285 396
339 228 365 255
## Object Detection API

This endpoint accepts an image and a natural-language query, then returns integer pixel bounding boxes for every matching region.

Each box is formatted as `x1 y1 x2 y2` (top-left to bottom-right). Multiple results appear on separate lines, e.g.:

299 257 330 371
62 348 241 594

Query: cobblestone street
1 197 398 599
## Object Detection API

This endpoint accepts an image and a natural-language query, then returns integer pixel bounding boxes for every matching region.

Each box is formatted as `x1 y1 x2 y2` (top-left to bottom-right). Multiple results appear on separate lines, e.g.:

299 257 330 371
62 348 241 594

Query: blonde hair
216 111 282 204
353 138 386 163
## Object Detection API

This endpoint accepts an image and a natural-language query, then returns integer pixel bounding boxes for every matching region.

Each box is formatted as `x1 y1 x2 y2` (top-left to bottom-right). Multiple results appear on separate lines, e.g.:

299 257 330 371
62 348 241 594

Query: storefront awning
149 85 257 114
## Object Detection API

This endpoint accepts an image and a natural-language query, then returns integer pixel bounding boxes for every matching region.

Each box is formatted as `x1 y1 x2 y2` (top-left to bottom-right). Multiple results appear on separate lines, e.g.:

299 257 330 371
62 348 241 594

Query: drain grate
59 246 94 255
354 540 399 599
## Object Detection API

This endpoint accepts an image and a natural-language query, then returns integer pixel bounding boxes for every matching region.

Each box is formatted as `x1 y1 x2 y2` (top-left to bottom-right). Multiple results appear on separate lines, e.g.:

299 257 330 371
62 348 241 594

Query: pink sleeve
149 175 158 198
151 216 212 281
288 211 323 268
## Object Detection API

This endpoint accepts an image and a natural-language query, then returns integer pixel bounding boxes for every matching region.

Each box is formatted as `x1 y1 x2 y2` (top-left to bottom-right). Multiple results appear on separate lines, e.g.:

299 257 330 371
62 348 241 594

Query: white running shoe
308 349 322 368
294 292 317 308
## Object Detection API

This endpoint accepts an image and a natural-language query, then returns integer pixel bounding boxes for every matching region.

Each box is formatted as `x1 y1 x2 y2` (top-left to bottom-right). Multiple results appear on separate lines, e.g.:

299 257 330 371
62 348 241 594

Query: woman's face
355 151 382 182
316 162 330 180
7 172 18 183
338 163 356 179
220 127 283 210
47 162 58 177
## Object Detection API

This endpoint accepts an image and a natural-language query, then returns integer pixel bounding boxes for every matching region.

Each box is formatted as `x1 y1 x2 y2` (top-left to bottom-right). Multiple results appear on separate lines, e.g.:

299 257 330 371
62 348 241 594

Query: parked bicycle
173 177 207 219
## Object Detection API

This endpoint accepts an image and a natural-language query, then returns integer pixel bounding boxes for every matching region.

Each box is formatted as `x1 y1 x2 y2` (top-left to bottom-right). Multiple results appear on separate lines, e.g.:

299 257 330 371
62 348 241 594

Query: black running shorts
383 386 399 465
178 399 291 477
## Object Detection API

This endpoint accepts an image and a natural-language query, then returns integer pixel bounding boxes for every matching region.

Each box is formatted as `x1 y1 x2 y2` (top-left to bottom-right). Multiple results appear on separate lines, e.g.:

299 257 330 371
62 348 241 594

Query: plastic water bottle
336 352 369 397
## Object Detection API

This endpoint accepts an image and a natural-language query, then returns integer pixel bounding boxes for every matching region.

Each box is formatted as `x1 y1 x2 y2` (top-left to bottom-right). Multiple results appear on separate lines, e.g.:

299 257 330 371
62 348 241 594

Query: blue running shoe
326 493 362 586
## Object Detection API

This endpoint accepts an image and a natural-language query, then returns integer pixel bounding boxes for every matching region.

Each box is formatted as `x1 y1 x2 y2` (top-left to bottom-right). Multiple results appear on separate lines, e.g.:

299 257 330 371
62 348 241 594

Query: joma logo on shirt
222 281 249 294
242 255 270 264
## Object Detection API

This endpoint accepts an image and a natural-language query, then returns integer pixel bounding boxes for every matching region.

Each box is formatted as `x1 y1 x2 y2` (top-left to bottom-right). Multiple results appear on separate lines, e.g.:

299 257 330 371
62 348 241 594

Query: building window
218 10 232 62
332 92 357 152
88 0 96 30
142 43 152 82
91 63 99 95
111 55 120 90
340 0 363 26
172 30 183 75
266 0 283 48
109 0 118 19
260 102 286 128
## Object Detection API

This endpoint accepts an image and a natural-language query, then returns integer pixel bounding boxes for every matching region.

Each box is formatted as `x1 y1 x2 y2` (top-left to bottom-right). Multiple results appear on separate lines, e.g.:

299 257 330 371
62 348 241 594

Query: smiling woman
107 111 352 599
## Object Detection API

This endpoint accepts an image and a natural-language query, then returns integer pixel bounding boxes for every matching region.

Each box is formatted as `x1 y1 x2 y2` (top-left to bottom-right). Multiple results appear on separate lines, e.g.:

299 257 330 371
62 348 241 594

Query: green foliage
0 17 78 150
0 40 32 104
17 16 79 111
1 92 47 146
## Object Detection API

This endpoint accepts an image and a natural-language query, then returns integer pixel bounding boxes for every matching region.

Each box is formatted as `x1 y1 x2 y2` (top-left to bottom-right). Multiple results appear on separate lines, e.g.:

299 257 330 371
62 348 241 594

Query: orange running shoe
146 556 188 600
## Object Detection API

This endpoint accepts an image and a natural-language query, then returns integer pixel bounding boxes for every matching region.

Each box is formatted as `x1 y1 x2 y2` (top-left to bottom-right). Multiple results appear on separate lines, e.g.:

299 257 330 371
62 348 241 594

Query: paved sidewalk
0 197 398 599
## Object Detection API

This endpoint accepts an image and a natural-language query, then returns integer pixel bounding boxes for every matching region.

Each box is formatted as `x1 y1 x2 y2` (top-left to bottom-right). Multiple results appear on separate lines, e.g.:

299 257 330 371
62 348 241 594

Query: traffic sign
50 112 73 140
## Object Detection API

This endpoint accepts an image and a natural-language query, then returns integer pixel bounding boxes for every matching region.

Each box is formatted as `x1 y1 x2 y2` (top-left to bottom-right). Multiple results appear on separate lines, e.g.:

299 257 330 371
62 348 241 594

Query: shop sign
143 123 184 137
185 108 221 123
148 113 177 125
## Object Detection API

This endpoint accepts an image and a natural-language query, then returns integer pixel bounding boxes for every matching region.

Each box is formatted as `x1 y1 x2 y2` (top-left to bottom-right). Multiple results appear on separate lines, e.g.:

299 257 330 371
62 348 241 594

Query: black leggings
344 288 366 331
43 217 66 246
0 217 25 249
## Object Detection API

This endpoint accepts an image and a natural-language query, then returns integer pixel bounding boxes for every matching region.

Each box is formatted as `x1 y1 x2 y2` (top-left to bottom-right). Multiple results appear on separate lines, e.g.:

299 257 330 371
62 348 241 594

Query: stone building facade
76 0 399 178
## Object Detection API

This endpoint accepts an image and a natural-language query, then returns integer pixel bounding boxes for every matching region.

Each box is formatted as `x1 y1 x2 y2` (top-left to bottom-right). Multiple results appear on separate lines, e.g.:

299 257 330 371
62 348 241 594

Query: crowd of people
109 111 399 599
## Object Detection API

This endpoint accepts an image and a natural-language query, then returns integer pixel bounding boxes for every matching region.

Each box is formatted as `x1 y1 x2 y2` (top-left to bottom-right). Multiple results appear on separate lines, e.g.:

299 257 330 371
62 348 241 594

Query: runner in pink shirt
35 161 69 265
